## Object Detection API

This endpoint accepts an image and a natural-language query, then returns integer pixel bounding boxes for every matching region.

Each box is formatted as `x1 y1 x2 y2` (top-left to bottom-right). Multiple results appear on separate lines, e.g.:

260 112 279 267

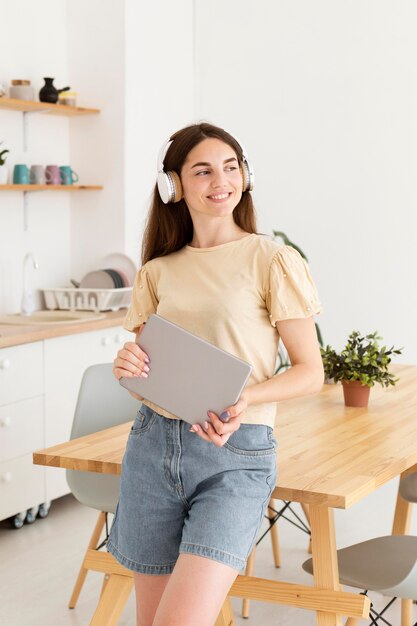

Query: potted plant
321 330 403 407
0 142 9 184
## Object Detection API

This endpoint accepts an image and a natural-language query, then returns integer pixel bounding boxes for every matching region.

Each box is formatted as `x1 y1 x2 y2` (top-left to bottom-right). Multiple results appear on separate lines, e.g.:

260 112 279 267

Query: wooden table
33 364 417 626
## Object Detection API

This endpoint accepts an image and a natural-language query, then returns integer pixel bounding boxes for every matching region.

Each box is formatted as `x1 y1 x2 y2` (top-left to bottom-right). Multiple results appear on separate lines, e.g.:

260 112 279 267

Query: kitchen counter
0 310 128 348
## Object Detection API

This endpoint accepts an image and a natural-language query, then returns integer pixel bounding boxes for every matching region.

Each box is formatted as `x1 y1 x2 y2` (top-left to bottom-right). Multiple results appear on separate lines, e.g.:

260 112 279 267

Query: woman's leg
134 572 171 626
152 554 238 626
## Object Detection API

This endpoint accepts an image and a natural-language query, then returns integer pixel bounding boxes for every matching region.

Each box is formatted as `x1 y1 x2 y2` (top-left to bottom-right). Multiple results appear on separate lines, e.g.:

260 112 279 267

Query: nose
210 168 228 188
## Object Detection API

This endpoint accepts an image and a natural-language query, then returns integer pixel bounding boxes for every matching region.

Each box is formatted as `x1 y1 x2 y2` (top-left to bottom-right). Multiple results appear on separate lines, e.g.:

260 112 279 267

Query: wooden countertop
0 310 128 348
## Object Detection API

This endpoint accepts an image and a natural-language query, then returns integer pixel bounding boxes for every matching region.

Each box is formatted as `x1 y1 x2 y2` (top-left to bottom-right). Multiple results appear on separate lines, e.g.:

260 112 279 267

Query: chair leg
401 598 412 626
241 545 256 618
68 510 106 609
268 498 281 568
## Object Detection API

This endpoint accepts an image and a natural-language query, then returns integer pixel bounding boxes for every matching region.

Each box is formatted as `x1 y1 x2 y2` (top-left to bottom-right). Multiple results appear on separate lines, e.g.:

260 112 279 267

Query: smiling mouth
207 192 232 201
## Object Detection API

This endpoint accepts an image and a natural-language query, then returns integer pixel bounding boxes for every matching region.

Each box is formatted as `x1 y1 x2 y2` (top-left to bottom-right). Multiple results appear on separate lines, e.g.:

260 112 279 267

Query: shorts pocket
130 405 157 436
224 424 277 457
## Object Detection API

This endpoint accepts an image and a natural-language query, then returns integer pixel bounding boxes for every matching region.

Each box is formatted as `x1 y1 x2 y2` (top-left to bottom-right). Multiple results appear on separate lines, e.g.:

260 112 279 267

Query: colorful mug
59 166 79 185
45 165 62 185
13 164 30 184
30 165 52 185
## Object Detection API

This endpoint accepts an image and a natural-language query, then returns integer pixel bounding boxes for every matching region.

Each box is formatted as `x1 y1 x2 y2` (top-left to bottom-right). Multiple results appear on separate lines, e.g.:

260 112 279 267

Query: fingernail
190 425 197 432
144 356 150 363
203 421 209 431
140 372 148 378
220 411 230 422
143 365 150 373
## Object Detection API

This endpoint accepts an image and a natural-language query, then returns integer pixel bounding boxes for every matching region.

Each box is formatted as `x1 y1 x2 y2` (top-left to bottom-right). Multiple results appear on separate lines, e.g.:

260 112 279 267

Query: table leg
392 491 413 535
310 505 342 626
392 488 414 626
89 573 133 626
214 597 235 626
301 502 313 554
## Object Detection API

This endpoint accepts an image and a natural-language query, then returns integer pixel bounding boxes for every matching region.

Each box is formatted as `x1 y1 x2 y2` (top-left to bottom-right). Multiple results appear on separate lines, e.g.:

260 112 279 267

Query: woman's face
180 138 243 219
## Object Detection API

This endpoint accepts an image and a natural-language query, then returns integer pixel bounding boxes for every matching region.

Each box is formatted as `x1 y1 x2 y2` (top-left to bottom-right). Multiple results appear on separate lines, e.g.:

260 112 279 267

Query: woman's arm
245 316 324 405
193 316 324 446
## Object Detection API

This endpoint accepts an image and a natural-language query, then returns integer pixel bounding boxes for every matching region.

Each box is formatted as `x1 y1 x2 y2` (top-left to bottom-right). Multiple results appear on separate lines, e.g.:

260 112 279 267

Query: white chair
303 534 417 625
66 363 139 609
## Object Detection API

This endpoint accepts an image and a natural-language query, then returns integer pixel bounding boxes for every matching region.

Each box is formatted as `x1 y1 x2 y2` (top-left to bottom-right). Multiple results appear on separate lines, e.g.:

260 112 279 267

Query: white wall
67 0 126 281
124 0 195 265
0 0 195 313
195 0 417 362
0 0 70 313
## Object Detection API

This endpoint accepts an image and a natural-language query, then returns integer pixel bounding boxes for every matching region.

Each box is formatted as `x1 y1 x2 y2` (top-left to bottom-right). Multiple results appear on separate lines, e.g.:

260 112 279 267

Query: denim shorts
107 404 277 574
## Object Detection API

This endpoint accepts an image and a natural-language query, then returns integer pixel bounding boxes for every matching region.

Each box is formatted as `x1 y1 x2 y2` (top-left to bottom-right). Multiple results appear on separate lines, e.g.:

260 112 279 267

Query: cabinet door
0 342 43 406
44 326 128 500
0 397 44 462
0 454 45 521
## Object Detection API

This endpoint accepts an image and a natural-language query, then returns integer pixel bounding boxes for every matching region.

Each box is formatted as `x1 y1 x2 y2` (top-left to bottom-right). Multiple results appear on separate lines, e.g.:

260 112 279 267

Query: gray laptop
119 314 252 425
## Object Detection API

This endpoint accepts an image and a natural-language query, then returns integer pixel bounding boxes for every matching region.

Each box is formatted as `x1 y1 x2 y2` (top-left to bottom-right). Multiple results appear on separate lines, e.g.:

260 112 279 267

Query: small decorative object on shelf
58 91 77 107
321 330 403 407
39 77 70 104
0 141 9 184
9 79 34 101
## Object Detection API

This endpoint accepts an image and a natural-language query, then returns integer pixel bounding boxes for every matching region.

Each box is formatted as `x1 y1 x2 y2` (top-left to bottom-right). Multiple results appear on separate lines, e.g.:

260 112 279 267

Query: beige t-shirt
124 234 322 427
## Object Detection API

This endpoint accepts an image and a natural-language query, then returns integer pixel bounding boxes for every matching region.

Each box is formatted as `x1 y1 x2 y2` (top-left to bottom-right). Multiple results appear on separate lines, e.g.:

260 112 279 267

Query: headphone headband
156 132 254 204
157 140 173 173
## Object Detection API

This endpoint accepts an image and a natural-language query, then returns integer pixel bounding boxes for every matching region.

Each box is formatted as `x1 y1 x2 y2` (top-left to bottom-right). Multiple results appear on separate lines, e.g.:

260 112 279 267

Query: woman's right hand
113 333 150 400
113 341 150 380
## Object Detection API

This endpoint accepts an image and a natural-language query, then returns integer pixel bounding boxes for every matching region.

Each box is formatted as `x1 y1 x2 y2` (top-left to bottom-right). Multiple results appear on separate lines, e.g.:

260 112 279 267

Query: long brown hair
141 122 257 264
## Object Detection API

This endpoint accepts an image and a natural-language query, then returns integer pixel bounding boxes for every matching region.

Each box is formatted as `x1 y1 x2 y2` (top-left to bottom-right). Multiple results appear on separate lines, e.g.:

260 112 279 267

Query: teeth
209 193 229 200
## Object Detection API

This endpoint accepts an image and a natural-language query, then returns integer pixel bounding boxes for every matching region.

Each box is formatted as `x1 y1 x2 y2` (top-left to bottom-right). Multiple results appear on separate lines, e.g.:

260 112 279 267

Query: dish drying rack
42 287 132 313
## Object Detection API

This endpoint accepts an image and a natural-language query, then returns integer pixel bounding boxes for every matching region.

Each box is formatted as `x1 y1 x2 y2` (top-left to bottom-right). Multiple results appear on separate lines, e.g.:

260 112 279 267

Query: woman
109 122 324 626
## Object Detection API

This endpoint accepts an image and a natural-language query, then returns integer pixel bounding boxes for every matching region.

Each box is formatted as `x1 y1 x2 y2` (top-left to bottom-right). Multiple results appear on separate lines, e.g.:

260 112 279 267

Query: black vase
39 78 58 103
39 77 70 104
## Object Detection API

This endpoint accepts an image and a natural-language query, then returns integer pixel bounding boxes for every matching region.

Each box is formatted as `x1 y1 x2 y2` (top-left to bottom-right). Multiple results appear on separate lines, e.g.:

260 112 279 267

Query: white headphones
156 136 254 204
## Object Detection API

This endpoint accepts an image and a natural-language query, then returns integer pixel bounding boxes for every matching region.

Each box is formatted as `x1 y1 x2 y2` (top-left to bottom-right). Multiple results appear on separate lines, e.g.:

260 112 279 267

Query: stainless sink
0 310 106 325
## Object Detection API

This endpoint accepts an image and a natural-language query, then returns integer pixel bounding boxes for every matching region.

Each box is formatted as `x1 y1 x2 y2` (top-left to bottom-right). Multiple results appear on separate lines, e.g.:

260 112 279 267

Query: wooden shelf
0 184 102 191
0 97 100 116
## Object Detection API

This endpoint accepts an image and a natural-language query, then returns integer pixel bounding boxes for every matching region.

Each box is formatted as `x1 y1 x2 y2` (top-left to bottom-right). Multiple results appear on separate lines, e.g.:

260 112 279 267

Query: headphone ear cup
240 158 254 192
240 161 251 192
157 171 183 203
167 170 183 203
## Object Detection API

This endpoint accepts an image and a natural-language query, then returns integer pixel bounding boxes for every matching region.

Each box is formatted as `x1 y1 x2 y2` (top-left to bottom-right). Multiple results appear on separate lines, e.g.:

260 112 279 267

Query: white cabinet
0 343 45 521
0 342 43 405
0 324 128 521
44 326 127 501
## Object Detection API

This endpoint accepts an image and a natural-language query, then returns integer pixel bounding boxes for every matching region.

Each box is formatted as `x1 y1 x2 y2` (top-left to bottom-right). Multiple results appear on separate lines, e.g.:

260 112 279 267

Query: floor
1 479 416 626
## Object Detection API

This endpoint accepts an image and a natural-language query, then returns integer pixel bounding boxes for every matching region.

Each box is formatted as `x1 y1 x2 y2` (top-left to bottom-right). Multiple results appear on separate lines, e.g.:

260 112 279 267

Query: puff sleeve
123 265 158 332
266 245 322 326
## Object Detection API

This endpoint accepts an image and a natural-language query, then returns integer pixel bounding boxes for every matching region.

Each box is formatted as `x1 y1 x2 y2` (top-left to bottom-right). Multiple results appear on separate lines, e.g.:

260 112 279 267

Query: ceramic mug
59 166 79 185
45 165 62 185
13 164 30 184
30 165 53 185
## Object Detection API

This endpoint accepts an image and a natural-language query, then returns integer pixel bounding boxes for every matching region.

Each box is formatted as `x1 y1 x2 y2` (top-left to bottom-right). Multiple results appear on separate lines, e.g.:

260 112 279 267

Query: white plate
79 270 115 289
102 253 138 286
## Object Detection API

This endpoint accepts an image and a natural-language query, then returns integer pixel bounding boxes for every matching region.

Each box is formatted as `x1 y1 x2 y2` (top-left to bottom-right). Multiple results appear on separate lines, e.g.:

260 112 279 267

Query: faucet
21 252 39 316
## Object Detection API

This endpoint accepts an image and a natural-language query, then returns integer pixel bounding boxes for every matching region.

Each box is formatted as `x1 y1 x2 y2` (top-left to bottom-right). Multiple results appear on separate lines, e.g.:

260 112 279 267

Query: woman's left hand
189 390 250 447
